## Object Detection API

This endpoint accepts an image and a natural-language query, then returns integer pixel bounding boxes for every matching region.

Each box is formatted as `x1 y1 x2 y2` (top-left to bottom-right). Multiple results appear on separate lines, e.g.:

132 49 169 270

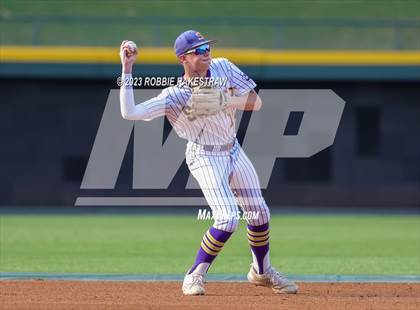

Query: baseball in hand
124 41 138 57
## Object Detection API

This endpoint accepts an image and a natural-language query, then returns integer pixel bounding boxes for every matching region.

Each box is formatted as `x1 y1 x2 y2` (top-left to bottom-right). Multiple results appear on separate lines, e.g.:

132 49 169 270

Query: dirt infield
1 281 419 310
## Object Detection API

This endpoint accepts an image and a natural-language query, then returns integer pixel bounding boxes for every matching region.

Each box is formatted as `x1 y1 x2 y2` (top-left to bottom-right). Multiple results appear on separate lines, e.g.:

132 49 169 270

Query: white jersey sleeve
224 59 257 96
120 73 167 121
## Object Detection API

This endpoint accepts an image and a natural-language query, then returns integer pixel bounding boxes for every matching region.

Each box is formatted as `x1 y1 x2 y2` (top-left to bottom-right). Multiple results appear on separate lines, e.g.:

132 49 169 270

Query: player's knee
214 214 240 233
227 216 240 232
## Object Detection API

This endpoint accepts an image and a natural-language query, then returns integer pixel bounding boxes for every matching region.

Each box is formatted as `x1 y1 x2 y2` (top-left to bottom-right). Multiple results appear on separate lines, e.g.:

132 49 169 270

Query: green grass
1 215 419 275
0 0 419 49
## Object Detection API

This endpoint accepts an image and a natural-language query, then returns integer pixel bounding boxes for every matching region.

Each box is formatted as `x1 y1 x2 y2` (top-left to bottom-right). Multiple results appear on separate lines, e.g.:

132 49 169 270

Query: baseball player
119 30 298 295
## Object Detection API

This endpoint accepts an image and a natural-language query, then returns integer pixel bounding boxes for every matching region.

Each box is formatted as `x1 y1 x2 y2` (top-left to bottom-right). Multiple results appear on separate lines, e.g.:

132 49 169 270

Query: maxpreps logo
75 89 345 206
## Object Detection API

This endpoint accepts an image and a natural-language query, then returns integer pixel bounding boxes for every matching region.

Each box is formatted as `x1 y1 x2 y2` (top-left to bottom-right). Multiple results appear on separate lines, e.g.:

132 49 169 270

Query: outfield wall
1 46 419 207
1 77 419 207
1 46 420 80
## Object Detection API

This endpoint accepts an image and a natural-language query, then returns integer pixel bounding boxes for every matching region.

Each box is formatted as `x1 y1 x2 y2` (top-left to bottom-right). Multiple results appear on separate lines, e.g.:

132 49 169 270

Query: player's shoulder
162 84 190 98
162 82 187 91
210 57 241 72
161 85 174 93
210 57 233 70
156 86 178 100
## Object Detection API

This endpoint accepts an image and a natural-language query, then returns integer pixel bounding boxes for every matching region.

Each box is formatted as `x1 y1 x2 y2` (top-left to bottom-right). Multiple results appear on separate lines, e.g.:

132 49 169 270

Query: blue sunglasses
184 44 210 55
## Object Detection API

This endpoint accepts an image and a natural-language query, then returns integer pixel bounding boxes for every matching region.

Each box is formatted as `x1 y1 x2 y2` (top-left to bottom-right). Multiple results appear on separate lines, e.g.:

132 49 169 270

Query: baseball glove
185 86 228 120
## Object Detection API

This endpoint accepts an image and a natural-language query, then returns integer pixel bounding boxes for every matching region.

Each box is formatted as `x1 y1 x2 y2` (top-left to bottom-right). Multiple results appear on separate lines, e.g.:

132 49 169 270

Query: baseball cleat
247 265 298 294
182 273 205 295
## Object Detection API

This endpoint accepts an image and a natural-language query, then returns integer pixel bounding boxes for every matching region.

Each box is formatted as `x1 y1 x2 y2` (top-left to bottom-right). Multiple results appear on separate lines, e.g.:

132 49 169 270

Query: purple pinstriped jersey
137 58 257 145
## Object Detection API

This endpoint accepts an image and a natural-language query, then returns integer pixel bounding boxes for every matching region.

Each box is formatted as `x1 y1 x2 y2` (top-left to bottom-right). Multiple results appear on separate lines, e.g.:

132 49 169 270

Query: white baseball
125 41 137 56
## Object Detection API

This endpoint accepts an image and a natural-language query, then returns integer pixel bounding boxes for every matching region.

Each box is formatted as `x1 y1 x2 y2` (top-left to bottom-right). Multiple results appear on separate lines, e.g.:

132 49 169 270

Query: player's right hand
120 40 138 70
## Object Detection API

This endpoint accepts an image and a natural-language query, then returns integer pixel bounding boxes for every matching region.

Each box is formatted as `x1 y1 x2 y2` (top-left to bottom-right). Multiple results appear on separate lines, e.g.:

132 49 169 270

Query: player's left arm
222 58 261 111
226 89 262 111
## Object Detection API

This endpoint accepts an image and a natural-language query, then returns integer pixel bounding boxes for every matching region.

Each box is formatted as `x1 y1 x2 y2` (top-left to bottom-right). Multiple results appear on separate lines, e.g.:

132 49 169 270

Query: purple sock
188 226 233 274
247 223 270 274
